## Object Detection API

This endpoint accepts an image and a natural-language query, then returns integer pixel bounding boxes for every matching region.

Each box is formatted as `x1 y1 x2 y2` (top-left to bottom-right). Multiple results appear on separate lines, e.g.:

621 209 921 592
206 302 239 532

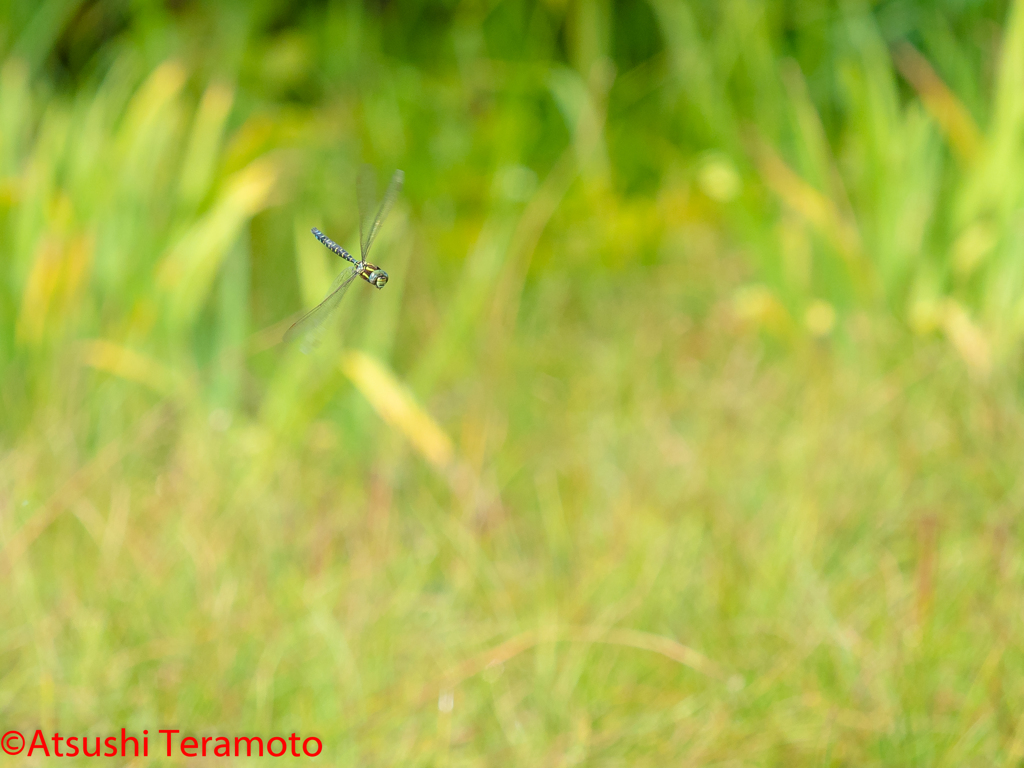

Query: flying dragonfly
285 167 404 352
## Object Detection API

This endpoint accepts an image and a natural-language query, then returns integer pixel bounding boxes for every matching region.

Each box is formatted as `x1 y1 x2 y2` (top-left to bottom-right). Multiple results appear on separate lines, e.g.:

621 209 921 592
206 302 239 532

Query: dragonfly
285 167 404 352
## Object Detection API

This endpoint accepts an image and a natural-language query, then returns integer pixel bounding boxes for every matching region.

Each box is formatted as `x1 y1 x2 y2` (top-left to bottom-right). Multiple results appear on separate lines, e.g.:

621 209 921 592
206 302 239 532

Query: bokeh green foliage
3 0 1024 765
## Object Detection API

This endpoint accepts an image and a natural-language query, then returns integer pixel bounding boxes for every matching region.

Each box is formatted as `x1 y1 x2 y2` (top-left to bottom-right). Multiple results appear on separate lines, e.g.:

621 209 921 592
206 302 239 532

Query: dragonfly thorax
361 265 389 289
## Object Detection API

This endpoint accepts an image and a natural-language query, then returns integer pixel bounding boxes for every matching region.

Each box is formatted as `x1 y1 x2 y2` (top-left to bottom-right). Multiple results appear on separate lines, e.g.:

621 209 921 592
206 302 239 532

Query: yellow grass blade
16 232 93 346
340 350 454 471
117 60 186 150
178 81 235 207
942 301 991 379
893 43 982 164
80 339 181 396
157 155 279 325
755 142 866 281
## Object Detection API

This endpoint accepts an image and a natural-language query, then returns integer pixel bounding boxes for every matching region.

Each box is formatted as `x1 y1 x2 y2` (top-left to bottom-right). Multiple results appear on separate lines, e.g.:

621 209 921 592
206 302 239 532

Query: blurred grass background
3 0 1024 764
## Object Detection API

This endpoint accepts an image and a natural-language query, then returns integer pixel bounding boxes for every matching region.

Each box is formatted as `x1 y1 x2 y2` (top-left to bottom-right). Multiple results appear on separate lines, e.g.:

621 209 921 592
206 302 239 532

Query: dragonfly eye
370 270 389 288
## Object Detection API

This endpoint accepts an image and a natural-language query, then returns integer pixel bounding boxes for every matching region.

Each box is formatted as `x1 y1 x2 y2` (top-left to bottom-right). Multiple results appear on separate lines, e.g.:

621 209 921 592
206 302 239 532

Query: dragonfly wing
284 264 361 353
357 167 403 261
357 164 377 260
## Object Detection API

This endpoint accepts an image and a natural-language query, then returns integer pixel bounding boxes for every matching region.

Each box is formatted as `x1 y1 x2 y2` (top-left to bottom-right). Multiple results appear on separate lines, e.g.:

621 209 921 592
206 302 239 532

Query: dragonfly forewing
357 166 404 261
284 263 362 353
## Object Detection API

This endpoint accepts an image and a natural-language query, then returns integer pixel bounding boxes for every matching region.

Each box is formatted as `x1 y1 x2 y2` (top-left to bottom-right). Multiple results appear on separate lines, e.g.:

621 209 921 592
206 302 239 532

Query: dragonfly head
368 269 389 289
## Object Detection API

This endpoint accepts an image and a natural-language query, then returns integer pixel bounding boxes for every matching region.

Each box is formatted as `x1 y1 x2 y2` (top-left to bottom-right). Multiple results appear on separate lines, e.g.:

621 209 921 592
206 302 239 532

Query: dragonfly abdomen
311 227 357 264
